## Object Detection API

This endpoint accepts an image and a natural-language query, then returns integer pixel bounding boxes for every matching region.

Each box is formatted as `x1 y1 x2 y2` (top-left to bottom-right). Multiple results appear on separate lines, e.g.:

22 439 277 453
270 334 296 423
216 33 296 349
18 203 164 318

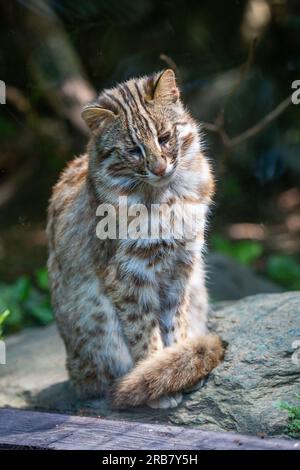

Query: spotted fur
47 70 223 408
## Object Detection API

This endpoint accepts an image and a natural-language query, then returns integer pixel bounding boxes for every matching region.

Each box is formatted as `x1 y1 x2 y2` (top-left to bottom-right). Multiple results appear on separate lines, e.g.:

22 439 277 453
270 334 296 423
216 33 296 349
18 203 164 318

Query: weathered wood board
0 408 299 450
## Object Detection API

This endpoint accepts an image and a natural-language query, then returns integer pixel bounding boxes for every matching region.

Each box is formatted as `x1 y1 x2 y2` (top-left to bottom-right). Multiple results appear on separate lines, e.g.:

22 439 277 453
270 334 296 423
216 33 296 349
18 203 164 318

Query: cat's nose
150 160 167 176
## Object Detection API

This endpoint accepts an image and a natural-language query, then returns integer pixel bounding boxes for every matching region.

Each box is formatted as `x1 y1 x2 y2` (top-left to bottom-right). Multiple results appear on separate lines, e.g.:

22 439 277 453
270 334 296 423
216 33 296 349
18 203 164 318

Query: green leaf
0 309 10 326
0 309 10 339
0 284 25 330
28 303 53 325
212 235 263 265
266 255 300 289
275 397 300 436
35 267 49 291
0 269 53 333
13 277 31 301
24 287 53 326
232 241 263 265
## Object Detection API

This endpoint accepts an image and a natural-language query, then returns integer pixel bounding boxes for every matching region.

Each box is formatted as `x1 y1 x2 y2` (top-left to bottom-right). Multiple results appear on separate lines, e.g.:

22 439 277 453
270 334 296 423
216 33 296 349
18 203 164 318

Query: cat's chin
146 172 175 188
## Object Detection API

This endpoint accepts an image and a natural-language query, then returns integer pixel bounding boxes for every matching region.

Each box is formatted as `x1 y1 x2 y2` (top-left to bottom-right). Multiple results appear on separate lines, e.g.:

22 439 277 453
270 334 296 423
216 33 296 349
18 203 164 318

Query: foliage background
0 0 300 333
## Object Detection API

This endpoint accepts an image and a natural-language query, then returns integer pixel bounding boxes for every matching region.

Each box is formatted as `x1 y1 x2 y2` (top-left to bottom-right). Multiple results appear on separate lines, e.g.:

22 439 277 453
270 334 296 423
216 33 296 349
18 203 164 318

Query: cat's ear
81 104 117 132
152 69 179 104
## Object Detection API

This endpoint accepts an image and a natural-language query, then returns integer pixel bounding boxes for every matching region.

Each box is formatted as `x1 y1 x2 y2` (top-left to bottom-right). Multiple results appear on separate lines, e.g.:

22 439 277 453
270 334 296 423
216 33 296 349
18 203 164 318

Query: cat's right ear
81 104 117 133
151 69 180 104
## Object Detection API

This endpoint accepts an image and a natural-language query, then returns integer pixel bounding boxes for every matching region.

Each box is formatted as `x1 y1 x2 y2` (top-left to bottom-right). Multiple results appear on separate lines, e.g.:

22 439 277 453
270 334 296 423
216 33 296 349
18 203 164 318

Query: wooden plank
0 408 299 450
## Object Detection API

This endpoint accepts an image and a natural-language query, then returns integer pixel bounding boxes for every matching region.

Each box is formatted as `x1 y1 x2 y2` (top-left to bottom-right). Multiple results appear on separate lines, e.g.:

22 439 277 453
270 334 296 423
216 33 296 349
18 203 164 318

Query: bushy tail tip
111 333 224 409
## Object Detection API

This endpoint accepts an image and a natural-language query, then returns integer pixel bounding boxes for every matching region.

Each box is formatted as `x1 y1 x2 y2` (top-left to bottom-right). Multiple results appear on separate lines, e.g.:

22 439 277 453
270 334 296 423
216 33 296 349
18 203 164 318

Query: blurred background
0 0 300 335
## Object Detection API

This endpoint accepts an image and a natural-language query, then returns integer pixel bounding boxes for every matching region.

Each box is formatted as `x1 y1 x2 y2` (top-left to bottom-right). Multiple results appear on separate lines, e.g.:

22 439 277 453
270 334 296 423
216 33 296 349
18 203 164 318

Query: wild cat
47 69 223 409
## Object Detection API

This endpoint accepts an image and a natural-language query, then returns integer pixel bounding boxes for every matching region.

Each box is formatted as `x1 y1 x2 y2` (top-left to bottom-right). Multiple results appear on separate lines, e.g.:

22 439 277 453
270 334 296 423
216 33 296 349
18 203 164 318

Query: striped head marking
82 70 199 189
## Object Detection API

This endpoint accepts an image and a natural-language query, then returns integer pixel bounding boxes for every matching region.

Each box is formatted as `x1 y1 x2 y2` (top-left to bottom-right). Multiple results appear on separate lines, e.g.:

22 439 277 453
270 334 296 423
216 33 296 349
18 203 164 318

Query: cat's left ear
81 104 117 133
153 69 180 104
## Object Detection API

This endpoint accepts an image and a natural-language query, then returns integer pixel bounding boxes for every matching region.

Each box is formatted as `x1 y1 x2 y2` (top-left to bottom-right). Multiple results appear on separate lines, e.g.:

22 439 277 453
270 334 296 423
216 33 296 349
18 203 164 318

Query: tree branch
202 94 292 148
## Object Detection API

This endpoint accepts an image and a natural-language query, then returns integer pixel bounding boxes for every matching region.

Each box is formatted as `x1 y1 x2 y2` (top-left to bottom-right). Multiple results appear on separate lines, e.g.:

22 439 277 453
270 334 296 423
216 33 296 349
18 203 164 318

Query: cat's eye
128 146 143 158
158 133 171 146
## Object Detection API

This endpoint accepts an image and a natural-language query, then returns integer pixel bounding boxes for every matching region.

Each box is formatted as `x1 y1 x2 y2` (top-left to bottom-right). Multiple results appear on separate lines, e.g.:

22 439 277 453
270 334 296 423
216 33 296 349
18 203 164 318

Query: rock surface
0 292 299 436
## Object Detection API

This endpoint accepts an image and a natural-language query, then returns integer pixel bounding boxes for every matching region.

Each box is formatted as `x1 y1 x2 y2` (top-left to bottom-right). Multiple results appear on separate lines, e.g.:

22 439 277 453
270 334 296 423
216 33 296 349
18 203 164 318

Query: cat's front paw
147 393 183 409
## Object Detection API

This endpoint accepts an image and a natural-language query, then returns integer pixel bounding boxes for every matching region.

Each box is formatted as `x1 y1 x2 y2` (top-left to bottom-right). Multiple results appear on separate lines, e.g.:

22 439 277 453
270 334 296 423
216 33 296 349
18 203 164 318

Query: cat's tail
111 333 224 409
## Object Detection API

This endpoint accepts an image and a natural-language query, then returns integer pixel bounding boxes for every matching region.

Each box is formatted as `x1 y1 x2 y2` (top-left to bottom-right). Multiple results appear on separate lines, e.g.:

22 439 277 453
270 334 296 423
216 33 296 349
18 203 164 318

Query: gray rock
0 292 299 437
207 253 283 301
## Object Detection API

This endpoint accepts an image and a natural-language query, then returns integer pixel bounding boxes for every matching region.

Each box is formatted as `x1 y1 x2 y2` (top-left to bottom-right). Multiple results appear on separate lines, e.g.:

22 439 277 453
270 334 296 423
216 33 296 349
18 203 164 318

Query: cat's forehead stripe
106 88 138 143
103 79 160 143
104 92 136 146
122 83 154 138
119 83 155 140
134 82 150 116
